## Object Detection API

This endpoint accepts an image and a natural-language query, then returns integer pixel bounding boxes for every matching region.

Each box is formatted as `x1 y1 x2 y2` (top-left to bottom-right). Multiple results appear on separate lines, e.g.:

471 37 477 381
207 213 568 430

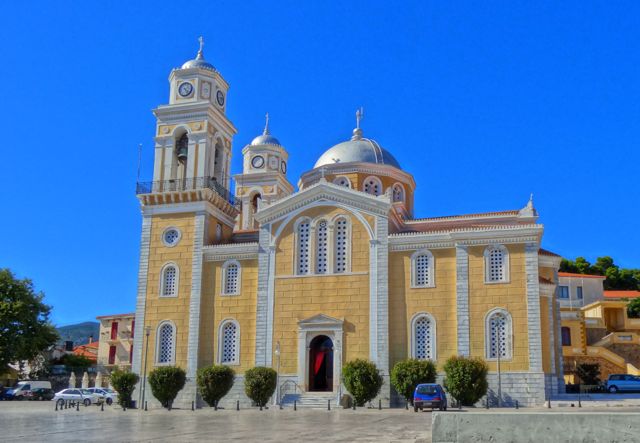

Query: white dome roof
181 37 215 72
314 128 401 169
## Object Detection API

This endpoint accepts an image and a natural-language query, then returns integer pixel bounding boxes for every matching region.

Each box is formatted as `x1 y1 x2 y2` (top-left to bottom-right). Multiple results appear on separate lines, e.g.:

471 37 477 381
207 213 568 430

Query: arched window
411 313 436 360
296 219 311 275
484 245 509 283
486 309 512 359
222 260 240 295
156 321 175 364
160 263 179 297
333 176 351 188
175 133 189 164
411 250 435 288
334 217 349 273
392 183 405 202
561 327 572 346
215 224 222 242
363 176 382 196
315 219 329 274
219 319 239 365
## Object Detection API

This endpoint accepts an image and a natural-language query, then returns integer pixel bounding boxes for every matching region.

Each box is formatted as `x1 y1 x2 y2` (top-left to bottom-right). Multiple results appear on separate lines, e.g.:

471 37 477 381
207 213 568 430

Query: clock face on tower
178 82 194 97
251 155 265 169
280 161 287 173
216 90 225 106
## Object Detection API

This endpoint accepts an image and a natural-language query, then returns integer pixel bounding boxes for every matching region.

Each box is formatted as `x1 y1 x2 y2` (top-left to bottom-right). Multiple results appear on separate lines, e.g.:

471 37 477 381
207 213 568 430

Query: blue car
413 383 447 412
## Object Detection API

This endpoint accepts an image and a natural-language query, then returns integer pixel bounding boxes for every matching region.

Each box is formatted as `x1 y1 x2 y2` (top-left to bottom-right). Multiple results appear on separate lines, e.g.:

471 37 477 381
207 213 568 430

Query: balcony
136 176 237 207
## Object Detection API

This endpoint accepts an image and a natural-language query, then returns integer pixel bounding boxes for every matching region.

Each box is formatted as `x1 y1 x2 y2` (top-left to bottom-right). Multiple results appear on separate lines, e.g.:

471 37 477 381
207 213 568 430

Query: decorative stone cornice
298 162 416 191
202 242 259 261
139 198 237 227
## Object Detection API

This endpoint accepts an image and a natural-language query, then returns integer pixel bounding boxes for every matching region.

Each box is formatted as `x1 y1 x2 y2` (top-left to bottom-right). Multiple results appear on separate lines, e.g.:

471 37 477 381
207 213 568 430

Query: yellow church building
131 40 564 408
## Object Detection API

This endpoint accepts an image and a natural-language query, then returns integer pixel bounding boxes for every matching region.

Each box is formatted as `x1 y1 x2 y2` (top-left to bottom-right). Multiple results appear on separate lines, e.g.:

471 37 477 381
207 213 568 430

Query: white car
53 389 101 407
86 387 118 405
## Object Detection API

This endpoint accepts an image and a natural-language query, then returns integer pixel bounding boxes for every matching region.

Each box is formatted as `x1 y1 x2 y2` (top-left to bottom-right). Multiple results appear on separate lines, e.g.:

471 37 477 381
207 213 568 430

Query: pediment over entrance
298 314 344 329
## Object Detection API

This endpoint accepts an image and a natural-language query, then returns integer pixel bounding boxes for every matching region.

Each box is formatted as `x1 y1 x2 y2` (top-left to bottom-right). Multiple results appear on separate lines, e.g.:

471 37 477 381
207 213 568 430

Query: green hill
56 321 100 346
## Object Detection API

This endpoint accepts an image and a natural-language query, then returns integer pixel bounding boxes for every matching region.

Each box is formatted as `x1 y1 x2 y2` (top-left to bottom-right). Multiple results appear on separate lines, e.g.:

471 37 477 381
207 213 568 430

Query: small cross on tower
356 107 364 129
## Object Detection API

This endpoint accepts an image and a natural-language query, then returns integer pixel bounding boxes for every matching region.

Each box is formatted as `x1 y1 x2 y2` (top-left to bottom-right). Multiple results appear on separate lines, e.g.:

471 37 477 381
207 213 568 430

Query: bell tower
234 113 294 230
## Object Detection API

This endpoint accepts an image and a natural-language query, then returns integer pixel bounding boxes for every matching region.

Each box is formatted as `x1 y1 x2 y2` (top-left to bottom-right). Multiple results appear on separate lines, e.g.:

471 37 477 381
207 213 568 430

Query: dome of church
314 128 401 169
181 37 215 71
250 113 281 146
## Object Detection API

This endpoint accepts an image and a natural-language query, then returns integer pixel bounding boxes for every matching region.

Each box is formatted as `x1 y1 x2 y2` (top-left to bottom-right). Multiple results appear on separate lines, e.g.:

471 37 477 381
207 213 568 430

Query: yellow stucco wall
540 298 551 373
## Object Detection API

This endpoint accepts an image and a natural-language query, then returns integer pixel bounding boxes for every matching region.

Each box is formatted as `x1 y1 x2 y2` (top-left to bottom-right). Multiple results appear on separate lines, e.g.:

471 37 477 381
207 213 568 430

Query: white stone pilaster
525 242 543 372
547 297 556 376
455 244 470 356
255 224 273 366
185 212 206 379
132 215 152 376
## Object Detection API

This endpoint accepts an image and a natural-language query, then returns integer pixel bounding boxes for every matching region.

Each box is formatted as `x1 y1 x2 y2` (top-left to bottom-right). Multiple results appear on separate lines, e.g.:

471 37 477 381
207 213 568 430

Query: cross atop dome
352 107 364 141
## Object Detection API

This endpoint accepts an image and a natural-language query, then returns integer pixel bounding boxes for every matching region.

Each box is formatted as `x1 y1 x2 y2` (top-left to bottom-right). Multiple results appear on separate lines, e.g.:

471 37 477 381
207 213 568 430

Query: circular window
163 228 181 247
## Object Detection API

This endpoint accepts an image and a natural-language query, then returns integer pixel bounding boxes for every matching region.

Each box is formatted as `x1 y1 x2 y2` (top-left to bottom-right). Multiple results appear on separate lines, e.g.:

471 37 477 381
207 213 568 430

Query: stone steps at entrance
281 392 336 409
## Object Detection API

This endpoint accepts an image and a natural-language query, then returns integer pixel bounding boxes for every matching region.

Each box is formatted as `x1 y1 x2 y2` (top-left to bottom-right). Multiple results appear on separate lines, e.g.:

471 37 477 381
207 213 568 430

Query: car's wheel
609 386 618 394
413 405 418 412
83 398 91 407
16 396 24 401
106 398 113 406
56 399 65 407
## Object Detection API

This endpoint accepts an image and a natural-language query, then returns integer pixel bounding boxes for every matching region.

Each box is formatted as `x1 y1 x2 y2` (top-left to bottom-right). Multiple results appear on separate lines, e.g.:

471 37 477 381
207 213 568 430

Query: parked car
5 381 52 400
53 389 100 407
86 387 117 405
413 383 447 412
27 387 55 401
607 374 640 393
0 387 10 400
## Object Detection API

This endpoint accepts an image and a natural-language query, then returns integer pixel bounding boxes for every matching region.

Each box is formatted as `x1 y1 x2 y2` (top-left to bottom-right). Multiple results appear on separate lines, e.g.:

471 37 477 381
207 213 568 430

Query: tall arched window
315 220 329 274
219 319 239 365
296 219 311 275
363 176 382 196
160 263 178 297
333 176 351 188
486 309 512 359
411 250 435 287
411 313 436 360
334 217 349 273
156 321 175 364
392 183 405 202
222 260 240 295
484 245 509 283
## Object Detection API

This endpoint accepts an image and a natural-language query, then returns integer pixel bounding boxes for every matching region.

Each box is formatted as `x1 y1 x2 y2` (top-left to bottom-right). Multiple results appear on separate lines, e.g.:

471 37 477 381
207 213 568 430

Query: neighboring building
131 39 564 408
96 313 135 371
560 274 640 384
73 340 99 363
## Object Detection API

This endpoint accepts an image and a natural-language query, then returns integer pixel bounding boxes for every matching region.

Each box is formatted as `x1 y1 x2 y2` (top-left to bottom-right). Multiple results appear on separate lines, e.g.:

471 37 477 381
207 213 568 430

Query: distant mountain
56 321 100 346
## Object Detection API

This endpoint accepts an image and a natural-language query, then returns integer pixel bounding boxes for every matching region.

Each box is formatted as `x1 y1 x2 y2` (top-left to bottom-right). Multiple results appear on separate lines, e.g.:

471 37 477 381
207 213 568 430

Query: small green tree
627 298 640 319
342 359 383 407
110 369 139 408
148 366 186 409
390 359 437 405
443 356 488 406
576 363 600 386
197 365 235 408
244 366 277 408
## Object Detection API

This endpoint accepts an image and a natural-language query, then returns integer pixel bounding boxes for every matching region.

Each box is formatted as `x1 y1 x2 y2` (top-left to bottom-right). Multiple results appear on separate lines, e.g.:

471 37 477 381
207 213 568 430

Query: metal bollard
55 401 58 411
65 400 68 409
192 401 195 411
353 401 356 410
405 401 408 410
145 401 148 411
547 399 551 409
76 401 80 411
294 400 297 411
236 400 239 411
101 402 104 412
459 401 462 410
328 399 331 411
378 399 381 410
260 404 263 411
486 399 489 409
515 400 519 410
578 397 582 408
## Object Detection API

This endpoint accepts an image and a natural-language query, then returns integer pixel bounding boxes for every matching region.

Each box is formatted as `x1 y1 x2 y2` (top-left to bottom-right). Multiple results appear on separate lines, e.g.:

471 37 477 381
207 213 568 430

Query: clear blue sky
1 1 638 326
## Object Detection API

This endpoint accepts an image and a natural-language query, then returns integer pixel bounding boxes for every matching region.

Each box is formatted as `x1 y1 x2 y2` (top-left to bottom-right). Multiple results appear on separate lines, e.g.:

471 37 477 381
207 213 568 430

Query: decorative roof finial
528 193 534 208
264 112 270 135
518 192 537 217
196 36 205 60
352 107 364 140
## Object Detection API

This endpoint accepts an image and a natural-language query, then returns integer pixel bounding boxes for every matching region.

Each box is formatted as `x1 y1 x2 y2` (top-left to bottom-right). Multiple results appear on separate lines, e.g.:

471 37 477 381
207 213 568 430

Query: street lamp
274 341 281 407
141 325 151 409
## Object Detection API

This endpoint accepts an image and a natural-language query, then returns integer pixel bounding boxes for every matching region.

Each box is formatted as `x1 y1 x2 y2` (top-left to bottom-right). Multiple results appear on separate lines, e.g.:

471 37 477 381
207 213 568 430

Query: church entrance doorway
308 335 334 392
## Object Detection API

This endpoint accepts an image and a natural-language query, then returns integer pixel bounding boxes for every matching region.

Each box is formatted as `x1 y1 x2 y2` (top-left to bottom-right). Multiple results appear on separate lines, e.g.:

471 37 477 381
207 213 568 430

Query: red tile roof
604 290 640 299
558 272 606 279
96 312 135 319
73 342 99 361
539 248 561 257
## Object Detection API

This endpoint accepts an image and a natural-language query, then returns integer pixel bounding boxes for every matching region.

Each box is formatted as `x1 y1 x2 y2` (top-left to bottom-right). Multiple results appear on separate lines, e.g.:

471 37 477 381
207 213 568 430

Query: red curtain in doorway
313 351 325 375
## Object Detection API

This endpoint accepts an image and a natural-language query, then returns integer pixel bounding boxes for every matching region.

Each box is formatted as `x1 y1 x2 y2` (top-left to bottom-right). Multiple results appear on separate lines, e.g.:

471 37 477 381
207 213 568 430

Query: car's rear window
416 385 438 394
610 375 622 380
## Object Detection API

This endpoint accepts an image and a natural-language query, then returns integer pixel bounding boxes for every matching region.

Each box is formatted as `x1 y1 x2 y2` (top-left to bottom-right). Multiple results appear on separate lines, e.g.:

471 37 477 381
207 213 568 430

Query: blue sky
1 1 638 326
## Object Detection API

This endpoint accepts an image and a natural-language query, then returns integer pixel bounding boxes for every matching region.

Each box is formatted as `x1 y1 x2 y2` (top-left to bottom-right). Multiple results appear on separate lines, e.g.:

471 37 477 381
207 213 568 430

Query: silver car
607 374 640 393
86 387 118 405
53 389 100 407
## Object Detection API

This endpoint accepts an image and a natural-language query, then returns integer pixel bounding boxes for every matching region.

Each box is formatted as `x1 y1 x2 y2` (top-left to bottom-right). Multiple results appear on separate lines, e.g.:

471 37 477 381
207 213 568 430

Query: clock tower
234 113 294 230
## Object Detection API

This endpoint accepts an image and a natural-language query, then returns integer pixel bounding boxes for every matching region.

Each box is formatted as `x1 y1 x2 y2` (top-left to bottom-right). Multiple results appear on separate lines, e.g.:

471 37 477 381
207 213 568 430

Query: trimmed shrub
342 359 383 407
576 363 600 386
110 369 139 408
244 366 277 407
391 359 437 404
148 366 186 409
443 356 488 406
197 365 235 408
627 297 640 319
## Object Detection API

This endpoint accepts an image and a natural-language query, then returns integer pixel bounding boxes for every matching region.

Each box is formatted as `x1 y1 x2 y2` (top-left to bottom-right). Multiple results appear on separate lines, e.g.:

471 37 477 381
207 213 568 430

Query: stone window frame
217 318 240 366
162 226 182 248
333 175 352 188
391 183 405 203
294 217 312 275
484 244 510 284
159 262 179 298
410 312 437 361
313 218 330 275
362 176 383 196
221 260 241 296
411 249 436 288
484 308 513 361
155 320 176 366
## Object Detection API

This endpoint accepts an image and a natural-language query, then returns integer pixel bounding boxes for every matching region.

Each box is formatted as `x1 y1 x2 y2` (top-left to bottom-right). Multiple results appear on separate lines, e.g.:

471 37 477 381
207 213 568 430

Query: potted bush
197 365 235 409
442 356 488 406
244 367 277 408
342 359 383 407
390 359 437 405
110 369 139 409
148 366 186 409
